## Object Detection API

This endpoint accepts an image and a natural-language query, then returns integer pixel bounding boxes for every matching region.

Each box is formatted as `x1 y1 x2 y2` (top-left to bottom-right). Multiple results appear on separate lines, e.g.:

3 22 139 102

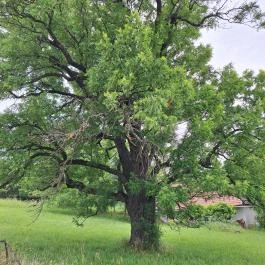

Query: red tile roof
190 193 243 207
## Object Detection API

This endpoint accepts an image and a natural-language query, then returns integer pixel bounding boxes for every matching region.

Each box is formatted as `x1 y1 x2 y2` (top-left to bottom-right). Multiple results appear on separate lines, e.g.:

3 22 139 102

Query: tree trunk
126 191 159 250
114 135 159 249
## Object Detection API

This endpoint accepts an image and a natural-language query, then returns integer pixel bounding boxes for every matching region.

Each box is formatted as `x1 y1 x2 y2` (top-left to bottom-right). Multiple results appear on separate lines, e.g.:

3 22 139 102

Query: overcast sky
1 1 265 112
201 23 265 74
200 0 265 73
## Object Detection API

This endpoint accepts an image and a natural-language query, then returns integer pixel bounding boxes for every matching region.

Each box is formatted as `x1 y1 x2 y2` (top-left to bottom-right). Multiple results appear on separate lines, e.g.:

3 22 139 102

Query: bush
174 203 235 228
206 203 236 222
175 205 206 227
257 208 265 228
51 188 81 210
48 188 115 218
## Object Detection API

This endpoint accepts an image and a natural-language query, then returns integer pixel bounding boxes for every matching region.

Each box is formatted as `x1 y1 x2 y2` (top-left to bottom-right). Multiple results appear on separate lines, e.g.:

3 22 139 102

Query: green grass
0 199 265 265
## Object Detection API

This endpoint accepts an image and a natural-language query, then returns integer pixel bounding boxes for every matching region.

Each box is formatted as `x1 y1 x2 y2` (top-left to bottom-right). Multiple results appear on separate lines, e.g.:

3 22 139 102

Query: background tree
0 0 265 249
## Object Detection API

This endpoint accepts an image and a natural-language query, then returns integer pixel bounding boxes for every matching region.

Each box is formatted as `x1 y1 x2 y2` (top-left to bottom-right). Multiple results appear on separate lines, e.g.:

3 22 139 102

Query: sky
1 1 265 112
200 0 265 74
200 22 265 74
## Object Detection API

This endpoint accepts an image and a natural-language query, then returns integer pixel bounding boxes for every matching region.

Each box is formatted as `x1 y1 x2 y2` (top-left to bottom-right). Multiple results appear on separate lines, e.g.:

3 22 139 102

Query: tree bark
126 191 159 249
115 134 159 249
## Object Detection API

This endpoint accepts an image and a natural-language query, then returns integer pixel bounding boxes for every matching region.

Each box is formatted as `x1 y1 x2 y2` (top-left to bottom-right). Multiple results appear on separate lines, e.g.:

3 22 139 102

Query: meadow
0 199 265 265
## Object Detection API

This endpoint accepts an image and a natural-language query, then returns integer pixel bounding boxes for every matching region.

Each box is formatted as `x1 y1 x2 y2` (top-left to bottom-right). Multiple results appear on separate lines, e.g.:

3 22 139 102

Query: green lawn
0 199 265 265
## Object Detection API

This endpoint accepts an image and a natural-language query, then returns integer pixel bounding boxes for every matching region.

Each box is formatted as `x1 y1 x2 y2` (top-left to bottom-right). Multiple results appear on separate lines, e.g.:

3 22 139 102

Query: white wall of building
233 206 258 228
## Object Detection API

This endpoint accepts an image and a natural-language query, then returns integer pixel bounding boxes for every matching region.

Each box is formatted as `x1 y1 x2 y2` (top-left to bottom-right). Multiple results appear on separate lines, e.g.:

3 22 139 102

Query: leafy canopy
0 0 265 225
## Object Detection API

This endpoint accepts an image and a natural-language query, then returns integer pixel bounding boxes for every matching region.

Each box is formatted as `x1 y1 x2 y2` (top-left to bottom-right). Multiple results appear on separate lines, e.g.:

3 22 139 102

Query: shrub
256 208 265 228
205 203 236 222
175 204 206 227
49 187 115 218
174 203 235 227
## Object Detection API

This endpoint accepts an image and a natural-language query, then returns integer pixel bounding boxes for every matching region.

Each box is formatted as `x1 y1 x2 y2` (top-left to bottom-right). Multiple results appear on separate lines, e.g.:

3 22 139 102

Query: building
191 193 258 228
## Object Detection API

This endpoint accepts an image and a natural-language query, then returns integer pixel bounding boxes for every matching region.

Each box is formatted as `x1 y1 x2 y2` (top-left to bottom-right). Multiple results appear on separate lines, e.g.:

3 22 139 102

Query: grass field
0 199 265 265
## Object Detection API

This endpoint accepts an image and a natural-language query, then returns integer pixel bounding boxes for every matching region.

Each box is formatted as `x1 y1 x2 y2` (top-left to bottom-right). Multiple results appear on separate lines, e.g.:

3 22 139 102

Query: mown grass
0 199 265 265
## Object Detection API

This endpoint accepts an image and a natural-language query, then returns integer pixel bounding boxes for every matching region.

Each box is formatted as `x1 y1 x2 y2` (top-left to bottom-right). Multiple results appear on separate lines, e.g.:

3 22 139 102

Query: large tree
0 0 265 249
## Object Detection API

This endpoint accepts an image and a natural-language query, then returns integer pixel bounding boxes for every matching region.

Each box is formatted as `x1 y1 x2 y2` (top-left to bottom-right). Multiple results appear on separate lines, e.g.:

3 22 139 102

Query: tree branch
45 11 86 73
9 87 85 101
114 137 132 181
200 128 243 168
68 159 123 178
155 0 162 28
65 175 126 202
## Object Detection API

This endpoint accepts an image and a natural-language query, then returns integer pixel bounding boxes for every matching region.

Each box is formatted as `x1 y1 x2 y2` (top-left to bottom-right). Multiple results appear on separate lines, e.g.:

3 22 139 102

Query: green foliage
50 189 85 211
157 186 189 218
0 0 265 249
176 205 205 228
257 208 265 229
50 187 115 218
136 220 161 250
206 203 236 222
173 203 235 228
157 186 178 217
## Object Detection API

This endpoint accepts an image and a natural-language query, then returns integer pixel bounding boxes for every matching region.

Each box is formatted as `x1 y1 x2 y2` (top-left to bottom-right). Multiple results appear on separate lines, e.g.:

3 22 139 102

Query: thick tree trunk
114 135 159 249
126 191 159 249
